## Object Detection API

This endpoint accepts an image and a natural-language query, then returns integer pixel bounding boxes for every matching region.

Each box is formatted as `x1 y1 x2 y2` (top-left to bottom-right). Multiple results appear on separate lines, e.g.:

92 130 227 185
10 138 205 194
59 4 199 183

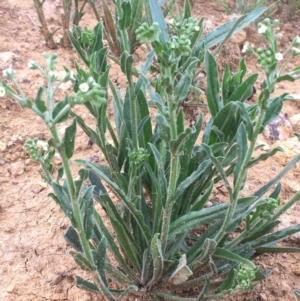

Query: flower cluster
129 148 149 167
242 18 300 73
235 265 258 291
24 137 49 161
136 22 159 43
169 17 200 35
168 17 201 56
169 35 192 56
256 197 280 220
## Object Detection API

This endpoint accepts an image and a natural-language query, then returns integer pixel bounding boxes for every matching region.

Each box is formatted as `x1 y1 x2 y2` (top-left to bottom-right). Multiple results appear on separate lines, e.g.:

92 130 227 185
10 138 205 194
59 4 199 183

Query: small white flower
258 24 267 34
275 52 283 61
169 18 175 25
3 68 14 78
194 25 200 31
0 86 6 97
36 140 48 152
79 83 89 93
28 60 38 69
242 42 251 53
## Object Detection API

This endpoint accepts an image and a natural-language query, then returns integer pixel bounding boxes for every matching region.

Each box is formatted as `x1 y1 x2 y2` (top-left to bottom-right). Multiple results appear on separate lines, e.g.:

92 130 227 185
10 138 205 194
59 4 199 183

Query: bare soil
1 1 300 300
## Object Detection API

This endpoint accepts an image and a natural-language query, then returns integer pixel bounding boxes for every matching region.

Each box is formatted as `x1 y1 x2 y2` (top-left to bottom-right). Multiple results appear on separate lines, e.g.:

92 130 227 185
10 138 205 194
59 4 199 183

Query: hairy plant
2 1 300 300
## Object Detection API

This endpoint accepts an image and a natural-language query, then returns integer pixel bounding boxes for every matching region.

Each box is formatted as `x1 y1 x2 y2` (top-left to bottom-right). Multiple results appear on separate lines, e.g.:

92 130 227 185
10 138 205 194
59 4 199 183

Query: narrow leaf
205 51 220 117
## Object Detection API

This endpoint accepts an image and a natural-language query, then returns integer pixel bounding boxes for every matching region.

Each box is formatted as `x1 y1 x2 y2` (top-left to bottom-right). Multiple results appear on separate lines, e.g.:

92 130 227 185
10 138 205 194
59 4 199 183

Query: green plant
2 2 300 300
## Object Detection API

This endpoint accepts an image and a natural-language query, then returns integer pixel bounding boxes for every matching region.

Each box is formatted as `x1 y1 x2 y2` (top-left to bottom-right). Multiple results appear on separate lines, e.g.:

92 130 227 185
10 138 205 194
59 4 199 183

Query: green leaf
137 88 152 148
148 233 164 286
141 249 150 285
74 169 88 197
107 205 142 272
194 238 217 265
146 0 169 41
170 197 254 236
227 74 258 103
67 29 89 66
276 74 296 83
209 102 240 145
213 248 255 268
52 98 70 123
247 146 283 168
190 180 214 212
119 1 132 30
254 153 300 198
105 261 132 286
70 112 104 152
93 236 108 286
187 220 222 265
93 212 138 281
250 223 300 248
183 0 192 19
222 64 231 103
50 182 75 226
213 14 248 56
69 250 95 271
34 87 47 113
242 220 280 243
92 22 104 53
195 8 266 54
261 96 284 129
170 127 194 154
215 264 238 294
63 118 76 159
121 52 134 83
255 246 300 253
155 114 171 142
64 226 83 252
205 51 221 117
81 186 94 240
175 159 212 201
75 276 100 293
233 123 248 186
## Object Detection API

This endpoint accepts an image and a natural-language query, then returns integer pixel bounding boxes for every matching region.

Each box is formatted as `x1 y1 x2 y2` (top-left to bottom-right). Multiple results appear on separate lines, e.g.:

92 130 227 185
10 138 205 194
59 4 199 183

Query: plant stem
160 98 179 252
33 0 56 49
49 123 94 262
